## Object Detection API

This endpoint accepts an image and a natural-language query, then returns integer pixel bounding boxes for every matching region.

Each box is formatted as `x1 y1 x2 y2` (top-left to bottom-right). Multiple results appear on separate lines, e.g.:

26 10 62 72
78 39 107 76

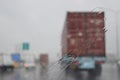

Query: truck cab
0 53 14 72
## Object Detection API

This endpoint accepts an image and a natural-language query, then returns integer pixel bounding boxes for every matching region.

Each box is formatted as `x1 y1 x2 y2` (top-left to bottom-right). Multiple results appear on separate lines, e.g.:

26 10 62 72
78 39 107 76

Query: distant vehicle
23 54 36 69
61 12 106 72
0 53 14 72
40 54 49 67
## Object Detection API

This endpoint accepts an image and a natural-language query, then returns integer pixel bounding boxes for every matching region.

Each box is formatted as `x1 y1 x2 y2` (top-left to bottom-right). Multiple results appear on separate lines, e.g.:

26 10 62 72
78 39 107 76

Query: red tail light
96 61 103 64
74 61 79 65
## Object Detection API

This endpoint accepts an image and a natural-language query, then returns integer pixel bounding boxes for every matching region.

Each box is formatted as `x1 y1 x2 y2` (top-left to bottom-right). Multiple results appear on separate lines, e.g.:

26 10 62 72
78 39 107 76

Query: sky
0 0 120 60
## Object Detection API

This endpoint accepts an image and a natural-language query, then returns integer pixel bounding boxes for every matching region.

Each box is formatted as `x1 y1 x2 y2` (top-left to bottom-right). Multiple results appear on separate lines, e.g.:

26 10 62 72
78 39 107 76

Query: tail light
73 61 79 65
96 61 103 64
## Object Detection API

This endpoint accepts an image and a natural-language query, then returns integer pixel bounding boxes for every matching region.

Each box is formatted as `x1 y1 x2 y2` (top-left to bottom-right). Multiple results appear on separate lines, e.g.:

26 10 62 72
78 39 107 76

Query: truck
0 53 14 72
23 54 36 69
40 54 49 68
61 12 106 72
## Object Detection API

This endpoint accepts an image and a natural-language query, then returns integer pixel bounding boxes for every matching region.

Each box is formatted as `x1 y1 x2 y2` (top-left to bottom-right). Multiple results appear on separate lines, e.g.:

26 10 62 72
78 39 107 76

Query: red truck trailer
40 54 49 67
61 12 106 72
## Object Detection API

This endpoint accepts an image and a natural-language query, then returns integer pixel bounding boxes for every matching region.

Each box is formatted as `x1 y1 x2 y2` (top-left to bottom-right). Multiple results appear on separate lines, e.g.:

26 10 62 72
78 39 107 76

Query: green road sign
22 43 29 50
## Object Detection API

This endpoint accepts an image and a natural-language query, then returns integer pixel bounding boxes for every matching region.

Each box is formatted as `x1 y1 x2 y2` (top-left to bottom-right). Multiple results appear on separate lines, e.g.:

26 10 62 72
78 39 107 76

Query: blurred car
23 54 36 69
23 61 36 69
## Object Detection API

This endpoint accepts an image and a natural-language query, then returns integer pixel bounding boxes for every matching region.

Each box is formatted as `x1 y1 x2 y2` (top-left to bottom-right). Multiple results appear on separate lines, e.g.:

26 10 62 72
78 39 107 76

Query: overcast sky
0 0 120 60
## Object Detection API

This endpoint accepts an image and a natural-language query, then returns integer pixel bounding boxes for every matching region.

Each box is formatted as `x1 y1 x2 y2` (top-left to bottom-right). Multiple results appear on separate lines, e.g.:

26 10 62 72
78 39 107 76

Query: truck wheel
89 64 102 75
10 67 14 71
2 68 7 72
0 67 1 72
7 66 14 72
95 64 102 71
88 69 95 74
95 64 102 75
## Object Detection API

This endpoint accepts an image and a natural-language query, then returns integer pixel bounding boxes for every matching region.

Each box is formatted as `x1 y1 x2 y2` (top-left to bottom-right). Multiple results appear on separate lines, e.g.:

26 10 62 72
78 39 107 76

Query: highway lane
0 63 120 80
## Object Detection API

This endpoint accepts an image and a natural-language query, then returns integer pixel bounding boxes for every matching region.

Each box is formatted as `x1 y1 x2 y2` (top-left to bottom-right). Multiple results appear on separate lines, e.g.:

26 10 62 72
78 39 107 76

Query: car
23 61 36 69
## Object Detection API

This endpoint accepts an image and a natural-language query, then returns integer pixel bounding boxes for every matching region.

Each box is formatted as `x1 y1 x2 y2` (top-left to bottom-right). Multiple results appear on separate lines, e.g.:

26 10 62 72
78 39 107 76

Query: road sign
11 53 21 62
22 43 29 50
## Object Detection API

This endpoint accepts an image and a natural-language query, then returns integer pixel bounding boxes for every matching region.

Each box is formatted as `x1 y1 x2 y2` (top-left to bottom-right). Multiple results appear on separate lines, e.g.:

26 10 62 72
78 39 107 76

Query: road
0 63 120 80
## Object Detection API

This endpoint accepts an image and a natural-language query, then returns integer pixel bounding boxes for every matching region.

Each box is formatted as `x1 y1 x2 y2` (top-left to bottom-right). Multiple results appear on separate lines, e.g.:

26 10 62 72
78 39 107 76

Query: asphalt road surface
0 63 120 80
